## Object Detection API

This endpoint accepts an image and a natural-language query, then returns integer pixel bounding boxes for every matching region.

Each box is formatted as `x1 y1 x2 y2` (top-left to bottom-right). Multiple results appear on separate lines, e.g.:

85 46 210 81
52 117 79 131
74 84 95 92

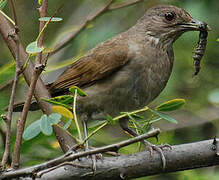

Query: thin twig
37 161 90 178
10 0 18 27
11 64 45 169
0 10 15 25
114 106 149 121
73 89 83 142
42 52 50 67
1 44 22 169
80 121 108 147
35 0 48 64
1 0 21 169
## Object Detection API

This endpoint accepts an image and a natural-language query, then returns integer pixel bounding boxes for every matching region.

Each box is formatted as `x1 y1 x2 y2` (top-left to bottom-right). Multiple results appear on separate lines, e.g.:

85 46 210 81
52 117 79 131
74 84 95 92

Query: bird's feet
143 140 172 170
89 153 102 173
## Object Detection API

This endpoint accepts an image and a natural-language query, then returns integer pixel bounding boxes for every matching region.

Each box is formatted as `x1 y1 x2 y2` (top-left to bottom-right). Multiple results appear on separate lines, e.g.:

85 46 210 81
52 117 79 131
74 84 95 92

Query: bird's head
136 5 211 44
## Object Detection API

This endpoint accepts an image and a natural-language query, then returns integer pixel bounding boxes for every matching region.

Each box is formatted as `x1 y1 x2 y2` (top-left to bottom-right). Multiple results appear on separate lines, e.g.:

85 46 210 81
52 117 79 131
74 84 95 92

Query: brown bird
15 5 211 168
47 4 210 168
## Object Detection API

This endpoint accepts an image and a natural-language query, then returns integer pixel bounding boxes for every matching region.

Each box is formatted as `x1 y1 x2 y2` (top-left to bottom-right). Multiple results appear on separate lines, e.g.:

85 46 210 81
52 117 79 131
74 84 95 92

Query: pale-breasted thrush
15 5 211 168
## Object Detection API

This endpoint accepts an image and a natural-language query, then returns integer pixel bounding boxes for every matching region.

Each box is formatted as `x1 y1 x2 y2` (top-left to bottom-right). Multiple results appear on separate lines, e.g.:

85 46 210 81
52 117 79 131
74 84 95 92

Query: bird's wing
49 35 130 94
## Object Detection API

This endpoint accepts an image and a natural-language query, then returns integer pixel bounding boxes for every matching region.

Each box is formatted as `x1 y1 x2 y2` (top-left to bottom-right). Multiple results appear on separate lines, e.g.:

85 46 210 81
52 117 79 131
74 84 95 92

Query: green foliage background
0 0 219 179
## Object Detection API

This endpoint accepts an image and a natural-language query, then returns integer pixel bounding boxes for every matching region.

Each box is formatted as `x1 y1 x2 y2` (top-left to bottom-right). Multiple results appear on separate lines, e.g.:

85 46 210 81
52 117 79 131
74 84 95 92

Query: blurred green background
0 0 219 179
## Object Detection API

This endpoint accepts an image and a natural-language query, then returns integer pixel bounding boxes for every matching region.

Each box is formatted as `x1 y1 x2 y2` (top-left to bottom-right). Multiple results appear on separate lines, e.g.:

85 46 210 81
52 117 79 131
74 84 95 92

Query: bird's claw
158 143 172 150
91 154 97 172
90 153 102 173
144 141 171 170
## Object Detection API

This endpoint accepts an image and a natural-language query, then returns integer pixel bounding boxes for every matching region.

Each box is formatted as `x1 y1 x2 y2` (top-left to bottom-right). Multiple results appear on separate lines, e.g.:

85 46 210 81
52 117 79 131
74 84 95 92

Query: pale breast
127 34 174 104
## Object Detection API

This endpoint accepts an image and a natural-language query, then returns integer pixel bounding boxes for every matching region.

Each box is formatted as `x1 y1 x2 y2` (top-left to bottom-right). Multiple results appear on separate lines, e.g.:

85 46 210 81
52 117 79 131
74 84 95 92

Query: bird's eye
164 12 175 21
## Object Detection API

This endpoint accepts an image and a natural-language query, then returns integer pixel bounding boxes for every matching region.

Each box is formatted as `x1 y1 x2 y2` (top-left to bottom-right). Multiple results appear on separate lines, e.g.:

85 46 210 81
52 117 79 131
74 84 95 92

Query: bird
14 5 211 169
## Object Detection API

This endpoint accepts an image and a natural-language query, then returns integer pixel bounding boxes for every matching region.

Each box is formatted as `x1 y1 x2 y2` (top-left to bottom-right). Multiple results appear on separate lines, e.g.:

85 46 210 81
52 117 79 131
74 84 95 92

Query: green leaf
150 109 178 124
42 95 73 105
23 119 41 140
0 0 8 10
63 119 72 130
38 0 43 5
26 41 44 54
149 118 162 124
49 113 61 124
217 38 219 42
156 99 185 112
39 17 63 22
40 115 53 135
129 113 144 120
69 86 87 97
42 97 72 109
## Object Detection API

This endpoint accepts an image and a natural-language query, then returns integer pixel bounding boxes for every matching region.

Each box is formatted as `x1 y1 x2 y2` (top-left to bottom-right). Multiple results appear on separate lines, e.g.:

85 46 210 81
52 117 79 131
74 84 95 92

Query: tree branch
1 138 219 179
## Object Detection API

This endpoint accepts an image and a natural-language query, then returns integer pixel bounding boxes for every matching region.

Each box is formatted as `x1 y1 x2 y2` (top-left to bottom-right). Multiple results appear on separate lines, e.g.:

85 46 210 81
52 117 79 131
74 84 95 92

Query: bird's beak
180 19 211 31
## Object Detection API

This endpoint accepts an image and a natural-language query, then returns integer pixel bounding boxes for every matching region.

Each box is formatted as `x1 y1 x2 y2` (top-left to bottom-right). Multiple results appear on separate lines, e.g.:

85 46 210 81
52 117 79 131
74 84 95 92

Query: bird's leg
119 118 171 169
83 120 89 150
82 120 97 172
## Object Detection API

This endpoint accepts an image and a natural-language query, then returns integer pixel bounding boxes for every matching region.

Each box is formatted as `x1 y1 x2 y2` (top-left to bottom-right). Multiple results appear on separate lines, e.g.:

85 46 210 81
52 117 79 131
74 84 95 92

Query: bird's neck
128 25 174 50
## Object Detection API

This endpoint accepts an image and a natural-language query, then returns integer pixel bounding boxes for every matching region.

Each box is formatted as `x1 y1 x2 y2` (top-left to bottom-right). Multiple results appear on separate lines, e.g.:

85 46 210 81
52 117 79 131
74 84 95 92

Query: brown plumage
50 37 129 93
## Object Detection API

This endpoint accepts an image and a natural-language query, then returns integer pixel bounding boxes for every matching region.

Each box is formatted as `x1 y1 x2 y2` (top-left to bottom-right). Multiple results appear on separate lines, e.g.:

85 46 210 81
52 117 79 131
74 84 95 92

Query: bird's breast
126 38 174 106
77 36 174 121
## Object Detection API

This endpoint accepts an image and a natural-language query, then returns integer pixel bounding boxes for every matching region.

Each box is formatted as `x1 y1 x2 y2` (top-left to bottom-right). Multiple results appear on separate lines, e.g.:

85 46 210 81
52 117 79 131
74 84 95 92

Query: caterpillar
193 23 208 76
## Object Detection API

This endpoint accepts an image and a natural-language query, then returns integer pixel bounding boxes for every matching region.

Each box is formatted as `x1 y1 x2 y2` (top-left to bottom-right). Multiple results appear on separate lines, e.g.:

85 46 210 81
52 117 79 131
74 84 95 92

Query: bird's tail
4 100 40 112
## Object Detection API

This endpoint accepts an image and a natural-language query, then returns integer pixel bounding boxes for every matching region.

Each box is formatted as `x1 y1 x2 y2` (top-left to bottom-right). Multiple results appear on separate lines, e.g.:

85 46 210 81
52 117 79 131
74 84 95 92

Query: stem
0 10 15 25
80 121 108 146
113 106 149 121
35 19 49 43
73 89 82 142
22 54 31 71
36 3 62 44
